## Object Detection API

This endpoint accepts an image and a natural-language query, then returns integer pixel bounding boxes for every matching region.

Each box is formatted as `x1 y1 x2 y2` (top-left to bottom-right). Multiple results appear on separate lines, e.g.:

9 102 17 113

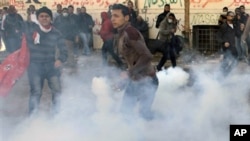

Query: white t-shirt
1 14 7 30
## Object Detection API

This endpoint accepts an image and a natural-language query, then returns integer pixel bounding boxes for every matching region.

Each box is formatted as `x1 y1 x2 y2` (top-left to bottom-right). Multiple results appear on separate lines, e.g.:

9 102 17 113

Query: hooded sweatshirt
158 12 177 42
99 12 113 41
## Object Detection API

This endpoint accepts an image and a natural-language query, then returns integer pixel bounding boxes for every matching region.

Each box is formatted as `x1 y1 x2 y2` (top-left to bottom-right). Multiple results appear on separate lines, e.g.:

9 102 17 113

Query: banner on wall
8 0 131 10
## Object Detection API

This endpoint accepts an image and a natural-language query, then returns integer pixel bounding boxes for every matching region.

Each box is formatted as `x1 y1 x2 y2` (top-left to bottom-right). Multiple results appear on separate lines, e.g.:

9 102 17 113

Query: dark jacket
114 22 155 80
134 19 149 42
23 22 67 63
3 13 23 38
129 9 137 26
99 12 113 41
240 12 249 24
156 11 169 28
78 13 94 33
53 14 77 41
217 22 241 56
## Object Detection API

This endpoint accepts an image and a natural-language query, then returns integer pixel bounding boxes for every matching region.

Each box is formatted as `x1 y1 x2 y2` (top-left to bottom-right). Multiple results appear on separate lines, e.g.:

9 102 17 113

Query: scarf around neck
33 24 52 44
39 24 52 33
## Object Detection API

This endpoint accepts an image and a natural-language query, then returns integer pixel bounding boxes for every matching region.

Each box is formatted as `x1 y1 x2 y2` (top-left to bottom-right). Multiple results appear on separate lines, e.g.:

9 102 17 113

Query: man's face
235 9 240 15
240 7 245 13
76 8 81 14
227 12 235 21
37 13 51 27
127 2 133 9
68 7 74 14
57 4 62 10
111 9 129 29
168 15 174 20
81 7 86 13
164 6 170 12
29 5 35 12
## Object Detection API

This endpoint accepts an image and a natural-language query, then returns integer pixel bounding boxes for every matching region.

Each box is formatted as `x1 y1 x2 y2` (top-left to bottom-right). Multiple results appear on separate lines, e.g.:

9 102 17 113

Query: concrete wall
8 0 250 49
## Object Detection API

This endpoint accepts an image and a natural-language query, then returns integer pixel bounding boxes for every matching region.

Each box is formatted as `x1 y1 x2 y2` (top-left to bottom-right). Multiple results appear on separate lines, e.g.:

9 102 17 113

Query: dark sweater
23 22 67 63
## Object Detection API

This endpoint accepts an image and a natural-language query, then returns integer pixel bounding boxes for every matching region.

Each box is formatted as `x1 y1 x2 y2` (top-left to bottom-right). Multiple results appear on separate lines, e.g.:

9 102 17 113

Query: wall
6 0 250 49
138 0 250 39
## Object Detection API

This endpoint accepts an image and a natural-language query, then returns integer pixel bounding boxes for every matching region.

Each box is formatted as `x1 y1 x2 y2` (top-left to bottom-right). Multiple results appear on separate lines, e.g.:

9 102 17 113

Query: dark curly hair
112 4 129 16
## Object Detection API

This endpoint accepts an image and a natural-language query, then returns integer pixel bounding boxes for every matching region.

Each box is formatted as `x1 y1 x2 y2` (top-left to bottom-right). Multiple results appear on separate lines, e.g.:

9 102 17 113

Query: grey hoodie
158 12 177 42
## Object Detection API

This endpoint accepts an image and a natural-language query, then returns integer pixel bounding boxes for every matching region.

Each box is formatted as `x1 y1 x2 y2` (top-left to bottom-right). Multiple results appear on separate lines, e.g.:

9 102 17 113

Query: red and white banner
0 35 30 96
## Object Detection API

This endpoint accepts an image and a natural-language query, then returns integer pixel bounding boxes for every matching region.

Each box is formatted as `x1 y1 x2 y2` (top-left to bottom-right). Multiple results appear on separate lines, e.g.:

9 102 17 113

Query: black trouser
102 39 123 66
156 41 176 71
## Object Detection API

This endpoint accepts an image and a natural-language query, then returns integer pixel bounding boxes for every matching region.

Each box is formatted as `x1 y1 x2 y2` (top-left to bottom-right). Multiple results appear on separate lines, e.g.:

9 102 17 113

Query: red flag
0 35 30 96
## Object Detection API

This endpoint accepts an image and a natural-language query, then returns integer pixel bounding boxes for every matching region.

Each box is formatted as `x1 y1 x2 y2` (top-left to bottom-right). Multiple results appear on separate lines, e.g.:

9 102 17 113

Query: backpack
173 35 184 53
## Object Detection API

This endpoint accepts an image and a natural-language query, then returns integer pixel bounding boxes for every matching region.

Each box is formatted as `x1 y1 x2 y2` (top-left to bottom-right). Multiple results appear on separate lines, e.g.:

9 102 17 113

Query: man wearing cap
23 6 67 115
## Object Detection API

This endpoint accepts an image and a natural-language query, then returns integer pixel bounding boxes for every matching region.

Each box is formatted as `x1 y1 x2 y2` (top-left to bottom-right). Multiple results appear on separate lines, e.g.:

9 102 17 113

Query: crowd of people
0 1 168 120
2 1 246 120
0 0 248 120
217 5 250 76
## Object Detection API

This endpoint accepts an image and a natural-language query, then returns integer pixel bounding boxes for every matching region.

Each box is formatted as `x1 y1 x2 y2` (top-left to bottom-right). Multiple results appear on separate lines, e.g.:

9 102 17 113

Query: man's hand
224 42 230 48
112 71 129 91
54 60 62 68
241 39 246 44
171 28 176 33
240 23 245 31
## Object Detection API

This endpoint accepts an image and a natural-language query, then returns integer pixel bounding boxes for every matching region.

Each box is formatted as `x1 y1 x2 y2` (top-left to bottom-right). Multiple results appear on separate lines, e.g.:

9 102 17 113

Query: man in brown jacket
111 4 158 120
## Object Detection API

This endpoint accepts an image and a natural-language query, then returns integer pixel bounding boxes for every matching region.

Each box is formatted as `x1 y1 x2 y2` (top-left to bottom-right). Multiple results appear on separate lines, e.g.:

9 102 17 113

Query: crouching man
111 4 158 120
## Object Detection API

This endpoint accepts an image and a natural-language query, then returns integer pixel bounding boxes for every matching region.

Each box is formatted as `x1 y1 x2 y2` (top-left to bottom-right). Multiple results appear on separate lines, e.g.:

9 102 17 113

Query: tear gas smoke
1 62 250 141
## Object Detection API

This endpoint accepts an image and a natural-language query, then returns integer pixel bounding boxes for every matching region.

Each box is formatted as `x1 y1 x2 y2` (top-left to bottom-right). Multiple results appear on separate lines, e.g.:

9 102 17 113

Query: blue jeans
79 32 91 55
120 75 158 120
240 38 249 60
220 49 238 76
28 62 62 115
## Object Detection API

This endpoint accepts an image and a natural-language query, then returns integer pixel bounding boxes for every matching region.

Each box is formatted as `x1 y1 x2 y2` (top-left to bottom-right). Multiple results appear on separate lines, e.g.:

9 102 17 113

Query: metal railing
192 25 221 55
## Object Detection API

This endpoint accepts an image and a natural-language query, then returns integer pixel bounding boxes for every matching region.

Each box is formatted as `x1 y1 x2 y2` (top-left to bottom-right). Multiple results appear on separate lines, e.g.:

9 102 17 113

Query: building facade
1 0 249 50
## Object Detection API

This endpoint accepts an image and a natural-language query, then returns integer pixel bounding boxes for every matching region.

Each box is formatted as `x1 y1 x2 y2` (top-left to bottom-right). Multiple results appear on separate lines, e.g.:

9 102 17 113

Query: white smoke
1 62 250 141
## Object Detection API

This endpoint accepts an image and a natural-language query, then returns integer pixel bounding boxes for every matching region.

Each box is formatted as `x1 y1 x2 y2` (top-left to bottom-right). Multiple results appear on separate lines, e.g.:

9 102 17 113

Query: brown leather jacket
114 22 156 80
